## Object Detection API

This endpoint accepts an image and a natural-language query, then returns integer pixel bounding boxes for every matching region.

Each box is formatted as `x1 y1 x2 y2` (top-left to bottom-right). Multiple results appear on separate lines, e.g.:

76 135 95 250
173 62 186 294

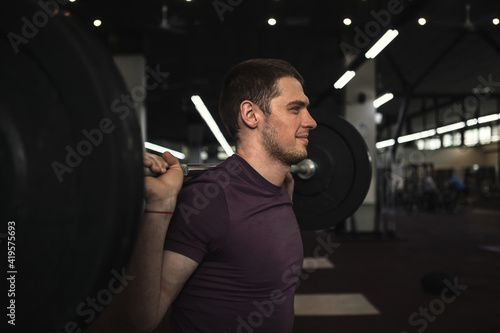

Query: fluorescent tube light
191 95 234 157
436 122 465 134
478 114 500 124
334 71 356 89
376 112 500 149
365 29 399 59
466 119 478 126
398 133 421 143
375 139 395 149
144 142 186 159
398 129 436 143
373 93 394 108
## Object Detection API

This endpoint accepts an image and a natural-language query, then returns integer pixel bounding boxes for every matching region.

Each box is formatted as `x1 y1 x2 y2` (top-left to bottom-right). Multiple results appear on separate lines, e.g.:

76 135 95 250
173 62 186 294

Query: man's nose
302 109 317 130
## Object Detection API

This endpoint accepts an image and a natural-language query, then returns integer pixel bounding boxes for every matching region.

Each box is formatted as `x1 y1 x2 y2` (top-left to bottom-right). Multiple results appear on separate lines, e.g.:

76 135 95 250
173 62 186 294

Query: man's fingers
143 155 153 167
143 151 184 177
144 152 168 174
161 151 180 169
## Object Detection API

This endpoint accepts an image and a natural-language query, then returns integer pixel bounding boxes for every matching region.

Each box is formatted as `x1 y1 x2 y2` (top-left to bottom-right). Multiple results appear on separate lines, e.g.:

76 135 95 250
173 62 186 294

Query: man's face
261 77 317 166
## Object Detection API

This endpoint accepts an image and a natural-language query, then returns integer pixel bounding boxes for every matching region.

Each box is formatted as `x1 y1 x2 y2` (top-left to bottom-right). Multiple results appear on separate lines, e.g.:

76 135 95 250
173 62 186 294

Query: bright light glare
268 18 277 26
144 142 186 159
343 18 352 26
373 93 394 108
191 95 234 157
376 112 500 149
365 29 399 59
478 113 500 124
467 118 478 126
418 18 426 25
398 129 436 144
333 71 356 89
436 122 465 134
375 139 395 149
493 18 499 25
93 19 102 27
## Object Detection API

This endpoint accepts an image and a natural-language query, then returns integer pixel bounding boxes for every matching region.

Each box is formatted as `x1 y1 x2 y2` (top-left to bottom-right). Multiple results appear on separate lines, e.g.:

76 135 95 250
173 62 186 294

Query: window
464 129 478 146
443 134 452 147
479 126 491 144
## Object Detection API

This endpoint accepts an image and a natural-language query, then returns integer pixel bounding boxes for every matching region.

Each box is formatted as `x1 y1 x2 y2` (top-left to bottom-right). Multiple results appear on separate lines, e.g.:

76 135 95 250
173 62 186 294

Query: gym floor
294 207 500 333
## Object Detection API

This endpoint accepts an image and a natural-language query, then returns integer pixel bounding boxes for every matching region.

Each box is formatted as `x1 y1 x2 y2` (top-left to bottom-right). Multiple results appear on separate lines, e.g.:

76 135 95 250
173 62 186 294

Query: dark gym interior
2 0 500 332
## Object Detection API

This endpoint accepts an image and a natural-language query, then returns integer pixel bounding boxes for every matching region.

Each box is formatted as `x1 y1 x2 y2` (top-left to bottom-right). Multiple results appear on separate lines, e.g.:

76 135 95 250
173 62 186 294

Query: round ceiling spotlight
268 18 277 26
418 17 427 26
343 18 352 26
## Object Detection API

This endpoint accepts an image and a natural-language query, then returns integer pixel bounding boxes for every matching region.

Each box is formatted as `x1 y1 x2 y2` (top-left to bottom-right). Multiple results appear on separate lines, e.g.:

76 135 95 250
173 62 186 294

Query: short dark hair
218 59 304 142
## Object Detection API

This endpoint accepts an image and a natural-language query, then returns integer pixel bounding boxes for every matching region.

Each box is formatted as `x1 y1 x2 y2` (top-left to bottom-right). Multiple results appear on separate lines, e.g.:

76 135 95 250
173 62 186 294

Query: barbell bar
143 154 317 180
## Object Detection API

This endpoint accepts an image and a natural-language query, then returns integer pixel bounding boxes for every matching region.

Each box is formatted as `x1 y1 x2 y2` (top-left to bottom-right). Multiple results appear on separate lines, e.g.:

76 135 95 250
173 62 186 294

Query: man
92 59 316 332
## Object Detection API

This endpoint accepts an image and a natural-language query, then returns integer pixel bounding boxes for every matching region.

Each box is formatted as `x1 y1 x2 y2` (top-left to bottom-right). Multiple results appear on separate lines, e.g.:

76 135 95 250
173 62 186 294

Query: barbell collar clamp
294 158 317 180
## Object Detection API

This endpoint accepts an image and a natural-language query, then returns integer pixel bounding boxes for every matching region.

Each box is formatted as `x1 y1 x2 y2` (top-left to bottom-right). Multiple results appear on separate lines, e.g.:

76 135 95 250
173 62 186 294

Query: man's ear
239 100 260 129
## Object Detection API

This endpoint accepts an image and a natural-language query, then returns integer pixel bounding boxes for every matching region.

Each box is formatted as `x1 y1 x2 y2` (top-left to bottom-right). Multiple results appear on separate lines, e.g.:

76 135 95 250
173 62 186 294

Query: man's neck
235 146 290 187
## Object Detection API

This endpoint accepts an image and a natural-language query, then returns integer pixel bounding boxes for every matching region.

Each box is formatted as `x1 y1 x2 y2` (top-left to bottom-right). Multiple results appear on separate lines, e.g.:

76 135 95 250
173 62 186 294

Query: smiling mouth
296 136 309 144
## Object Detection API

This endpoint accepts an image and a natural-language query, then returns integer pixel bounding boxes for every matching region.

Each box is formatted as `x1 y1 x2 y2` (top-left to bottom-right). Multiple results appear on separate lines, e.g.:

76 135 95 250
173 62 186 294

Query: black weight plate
293 113 372 230
0 1 143 331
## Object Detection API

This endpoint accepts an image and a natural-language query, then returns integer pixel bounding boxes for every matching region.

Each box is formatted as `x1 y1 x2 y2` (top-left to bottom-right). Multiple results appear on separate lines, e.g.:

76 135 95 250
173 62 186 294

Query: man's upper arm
159 250 199 310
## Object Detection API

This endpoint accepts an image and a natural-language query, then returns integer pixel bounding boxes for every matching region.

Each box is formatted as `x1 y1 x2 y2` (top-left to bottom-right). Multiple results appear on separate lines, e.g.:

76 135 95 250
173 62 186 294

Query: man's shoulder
184 155 246 189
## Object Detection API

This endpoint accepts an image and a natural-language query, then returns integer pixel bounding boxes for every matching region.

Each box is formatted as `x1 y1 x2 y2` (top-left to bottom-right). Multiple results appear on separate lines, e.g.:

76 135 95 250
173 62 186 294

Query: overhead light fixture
493 18 499 25
466 118 478 126
191 95 234 157
375 139 394 149
333 70 355 89
144 142 186 159
418 18 427 26
436 122 465 134
376 112 500 149
478 113 500 124
268 18 277 26
365 29 399 59
343 18 352 26
398 129 436 144
93 19 102 27
373 93 394 108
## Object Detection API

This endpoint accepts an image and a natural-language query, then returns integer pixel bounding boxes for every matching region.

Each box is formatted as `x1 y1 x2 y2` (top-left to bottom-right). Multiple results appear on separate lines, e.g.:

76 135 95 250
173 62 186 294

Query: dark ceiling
66 0 500 146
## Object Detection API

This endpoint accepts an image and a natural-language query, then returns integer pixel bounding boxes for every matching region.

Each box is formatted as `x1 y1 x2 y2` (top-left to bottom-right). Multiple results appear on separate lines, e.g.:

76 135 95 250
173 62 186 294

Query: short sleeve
164 179 229 263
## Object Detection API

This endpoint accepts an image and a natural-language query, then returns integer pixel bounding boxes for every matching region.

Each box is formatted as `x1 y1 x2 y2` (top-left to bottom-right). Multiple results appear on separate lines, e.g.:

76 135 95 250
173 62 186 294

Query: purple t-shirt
164 154 303 332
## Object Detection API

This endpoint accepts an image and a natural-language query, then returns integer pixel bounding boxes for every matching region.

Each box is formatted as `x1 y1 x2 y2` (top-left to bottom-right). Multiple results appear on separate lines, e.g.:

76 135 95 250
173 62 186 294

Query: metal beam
478 30 500 57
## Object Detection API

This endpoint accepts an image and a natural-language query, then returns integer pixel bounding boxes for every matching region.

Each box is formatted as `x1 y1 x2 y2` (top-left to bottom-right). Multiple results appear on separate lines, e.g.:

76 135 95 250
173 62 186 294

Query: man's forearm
123 204 175 331
84 209 173 333
87 152 184 333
